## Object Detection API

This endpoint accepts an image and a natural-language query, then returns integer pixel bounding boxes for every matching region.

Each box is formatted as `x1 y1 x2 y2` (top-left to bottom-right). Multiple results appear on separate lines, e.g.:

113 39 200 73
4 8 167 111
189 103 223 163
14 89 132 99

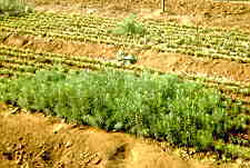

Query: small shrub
0 0 33 16
111 14 146 36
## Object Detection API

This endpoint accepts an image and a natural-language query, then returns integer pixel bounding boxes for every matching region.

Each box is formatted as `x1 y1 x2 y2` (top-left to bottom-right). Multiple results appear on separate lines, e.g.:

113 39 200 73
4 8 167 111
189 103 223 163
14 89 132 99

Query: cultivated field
0 0 250 167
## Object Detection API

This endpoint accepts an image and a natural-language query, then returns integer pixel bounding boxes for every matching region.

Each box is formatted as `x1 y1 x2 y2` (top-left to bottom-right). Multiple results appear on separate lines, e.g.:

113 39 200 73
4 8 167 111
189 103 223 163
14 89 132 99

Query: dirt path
0 103 211 168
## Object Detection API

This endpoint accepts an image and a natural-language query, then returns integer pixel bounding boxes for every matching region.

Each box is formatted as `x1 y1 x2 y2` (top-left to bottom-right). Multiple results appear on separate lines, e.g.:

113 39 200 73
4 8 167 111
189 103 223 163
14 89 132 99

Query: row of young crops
1 44 250 160
0 44 249 102
1 11 250 160
0 44 249 123
1 12 250 62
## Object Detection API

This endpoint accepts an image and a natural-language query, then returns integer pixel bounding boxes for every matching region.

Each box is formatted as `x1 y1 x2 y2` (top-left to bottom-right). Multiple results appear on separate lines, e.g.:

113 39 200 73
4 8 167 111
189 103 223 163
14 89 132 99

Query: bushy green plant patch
0 70 249 157
0 0 33 16
111 14 146 36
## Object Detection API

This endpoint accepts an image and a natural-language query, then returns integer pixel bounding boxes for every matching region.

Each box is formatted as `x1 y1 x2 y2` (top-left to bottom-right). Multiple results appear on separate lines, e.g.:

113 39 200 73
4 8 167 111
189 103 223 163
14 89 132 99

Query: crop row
0 67 250 160
2 12 249 43
1 12 250 62
1 44 249 87
1 25 250 63
0 45 248 85
0 45 249 107
8 12 249 37
1 12 208 32
3 57 248 107
0 45 148 72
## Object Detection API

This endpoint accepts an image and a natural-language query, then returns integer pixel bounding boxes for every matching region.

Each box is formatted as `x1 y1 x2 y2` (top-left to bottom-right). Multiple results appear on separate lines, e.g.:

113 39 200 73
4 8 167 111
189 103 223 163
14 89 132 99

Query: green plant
0 69 249 159
2 12 250 62
111 14 146 36
0 0 33 16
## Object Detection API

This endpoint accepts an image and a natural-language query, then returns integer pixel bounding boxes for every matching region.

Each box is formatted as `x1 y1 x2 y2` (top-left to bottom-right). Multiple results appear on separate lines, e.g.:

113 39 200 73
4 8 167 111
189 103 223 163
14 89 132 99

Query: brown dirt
0 103 212 168
25 0 250 32
1 0 250 167
2 34 250 104
3 35 117 60
3 35 250 86
138 50 250 84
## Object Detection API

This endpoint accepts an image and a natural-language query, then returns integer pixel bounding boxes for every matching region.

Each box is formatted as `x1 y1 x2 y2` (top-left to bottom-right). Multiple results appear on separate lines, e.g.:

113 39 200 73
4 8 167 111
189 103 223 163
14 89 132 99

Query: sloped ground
2 34 250 90
0 103 210 168
1 0 250 167
26 0 250 31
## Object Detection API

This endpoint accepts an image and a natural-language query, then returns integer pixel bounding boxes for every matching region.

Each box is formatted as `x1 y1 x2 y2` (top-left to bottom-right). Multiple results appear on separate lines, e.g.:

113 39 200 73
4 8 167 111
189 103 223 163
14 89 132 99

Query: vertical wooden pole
162 0 166 13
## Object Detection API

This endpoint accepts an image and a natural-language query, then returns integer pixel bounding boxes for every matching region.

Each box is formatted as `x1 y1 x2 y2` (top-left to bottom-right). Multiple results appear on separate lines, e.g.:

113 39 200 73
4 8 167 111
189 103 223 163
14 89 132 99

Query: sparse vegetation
1 12 250 62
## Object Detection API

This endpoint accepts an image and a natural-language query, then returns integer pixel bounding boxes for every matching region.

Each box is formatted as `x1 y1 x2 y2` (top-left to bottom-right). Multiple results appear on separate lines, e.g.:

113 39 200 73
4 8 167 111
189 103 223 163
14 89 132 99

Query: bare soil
26 0 250 32
1 0 250 167
0 103 212 168
3 35 250 85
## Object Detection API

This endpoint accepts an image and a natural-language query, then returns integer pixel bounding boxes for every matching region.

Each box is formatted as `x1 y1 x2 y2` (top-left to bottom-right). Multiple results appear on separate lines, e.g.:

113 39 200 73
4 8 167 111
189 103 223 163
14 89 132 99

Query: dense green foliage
1 44 250 107
0 0 33 16
111 14 146 36
0 1 249 161
0 70 249 155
